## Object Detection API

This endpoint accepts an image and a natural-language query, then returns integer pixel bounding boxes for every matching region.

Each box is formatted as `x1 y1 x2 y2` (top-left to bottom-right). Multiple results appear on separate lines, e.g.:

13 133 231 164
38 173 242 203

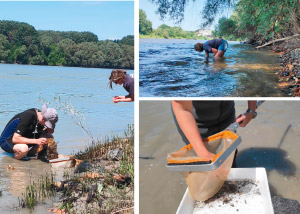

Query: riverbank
243 37 300 97
272 39 300 97
139 34 211 40
0 61 134 70
18 125 134 213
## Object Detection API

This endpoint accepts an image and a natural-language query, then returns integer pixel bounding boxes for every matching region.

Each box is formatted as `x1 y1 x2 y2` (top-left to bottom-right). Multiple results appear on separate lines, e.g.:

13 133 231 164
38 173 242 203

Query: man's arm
211 48 218 56
172 101 214 160
205 51 209 58
12 133 47 146
236 101 257 127
113 95 134 103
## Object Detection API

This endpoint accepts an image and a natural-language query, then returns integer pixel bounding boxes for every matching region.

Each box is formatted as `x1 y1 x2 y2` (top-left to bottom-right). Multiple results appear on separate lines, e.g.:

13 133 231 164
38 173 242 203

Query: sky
0 1 134 40
140 0 233 31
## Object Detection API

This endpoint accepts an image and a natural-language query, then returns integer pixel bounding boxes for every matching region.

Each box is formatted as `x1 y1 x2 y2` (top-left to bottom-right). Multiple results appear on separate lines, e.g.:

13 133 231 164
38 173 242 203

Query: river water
0 64 133 213
139 101 300 214
139 39 287 97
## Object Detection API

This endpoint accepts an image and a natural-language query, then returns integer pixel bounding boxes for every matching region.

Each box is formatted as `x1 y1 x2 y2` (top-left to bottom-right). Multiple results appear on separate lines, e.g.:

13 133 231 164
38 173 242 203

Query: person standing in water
109 69 134 103
194 38 228 58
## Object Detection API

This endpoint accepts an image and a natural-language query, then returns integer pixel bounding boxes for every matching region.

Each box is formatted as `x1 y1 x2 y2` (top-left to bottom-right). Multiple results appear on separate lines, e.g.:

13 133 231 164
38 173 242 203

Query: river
139 101 300 214
139 39 287 97
0 63 133 213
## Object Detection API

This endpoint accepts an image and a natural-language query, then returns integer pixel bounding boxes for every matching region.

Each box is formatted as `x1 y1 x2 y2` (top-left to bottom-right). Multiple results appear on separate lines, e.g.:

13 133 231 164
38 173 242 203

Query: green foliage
139 9 153 35
150 0 300 42
213 0 300 41
150 0 232 26
0 20 134 69
141 23 204 39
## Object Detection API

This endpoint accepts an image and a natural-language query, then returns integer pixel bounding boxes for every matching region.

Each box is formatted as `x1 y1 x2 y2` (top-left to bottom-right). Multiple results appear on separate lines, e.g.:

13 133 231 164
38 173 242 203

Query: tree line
0 20 134 69
139 9 208 40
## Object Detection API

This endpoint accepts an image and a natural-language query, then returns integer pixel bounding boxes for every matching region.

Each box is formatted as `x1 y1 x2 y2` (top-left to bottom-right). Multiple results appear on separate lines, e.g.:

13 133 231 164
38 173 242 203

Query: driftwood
256 34 300 49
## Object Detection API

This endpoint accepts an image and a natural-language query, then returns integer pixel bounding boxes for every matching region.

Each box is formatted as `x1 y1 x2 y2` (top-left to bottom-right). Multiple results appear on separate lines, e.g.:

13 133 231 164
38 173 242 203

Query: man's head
42 104 58 129
194 43 204 52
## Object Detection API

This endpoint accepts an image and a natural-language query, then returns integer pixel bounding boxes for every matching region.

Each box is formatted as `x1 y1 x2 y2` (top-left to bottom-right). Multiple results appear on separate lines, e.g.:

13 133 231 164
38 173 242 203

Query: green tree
0 34 10 61
139 9 153 35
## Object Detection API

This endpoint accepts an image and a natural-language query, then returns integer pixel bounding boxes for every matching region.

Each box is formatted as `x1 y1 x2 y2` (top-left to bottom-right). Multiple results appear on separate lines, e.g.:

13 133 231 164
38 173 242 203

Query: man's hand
112 96 120 103
35 138 47 146
236 112 253 127
212 48 218 56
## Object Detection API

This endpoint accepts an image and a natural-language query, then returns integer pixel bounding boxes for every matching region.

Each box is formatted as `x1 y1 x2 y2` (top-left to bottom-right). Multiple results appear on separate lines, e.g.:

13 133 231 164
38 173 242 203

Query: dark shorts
0 118 20 153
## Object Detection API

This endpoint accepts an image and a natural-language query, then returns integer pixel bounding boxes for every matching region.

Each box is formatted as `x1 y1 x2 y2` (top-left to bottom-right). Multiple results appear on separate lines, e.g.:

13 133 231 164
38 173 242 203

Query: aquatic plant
19 173 55 209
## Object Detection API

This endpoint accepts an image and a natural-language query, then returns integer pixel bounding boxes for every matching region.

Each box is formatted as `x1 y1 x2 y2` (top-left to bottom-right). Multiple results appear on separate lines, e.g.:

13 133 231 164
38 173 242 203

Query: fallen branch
111 206 134 214
256 34 300 49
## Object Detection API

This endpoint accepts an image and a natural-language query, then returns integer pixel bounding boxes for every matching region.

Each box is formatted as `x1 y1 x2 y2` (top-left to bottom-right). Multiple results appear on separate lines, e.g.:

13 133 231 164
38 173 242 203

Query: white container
49 156 75 168
177 168 274 214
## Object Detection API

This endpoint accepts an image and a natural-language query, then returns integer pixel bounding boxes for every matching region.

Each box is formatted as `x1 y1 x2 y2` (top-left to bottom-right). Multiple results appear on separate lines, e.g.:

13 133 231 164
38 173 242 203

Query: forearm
12 133 37 145
172 101 210 157
248 101 257 111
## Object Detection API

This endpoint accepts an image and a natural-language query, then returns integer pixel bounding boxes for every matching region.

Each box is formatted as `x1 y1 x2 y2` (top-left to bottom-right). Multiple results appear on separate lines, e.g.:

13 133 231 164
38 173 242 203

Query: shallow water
139 101 300 214
139 39 286 97
0 64 133 213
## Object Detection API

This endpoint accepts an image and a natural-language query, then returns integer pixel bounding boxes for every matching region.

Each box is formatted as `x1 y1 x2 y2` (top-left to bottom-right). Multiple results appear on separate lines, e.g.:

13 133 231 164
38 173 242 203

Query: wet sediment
18 134 134 213
276 48 300 96
271 39 300 96
245 37 300 96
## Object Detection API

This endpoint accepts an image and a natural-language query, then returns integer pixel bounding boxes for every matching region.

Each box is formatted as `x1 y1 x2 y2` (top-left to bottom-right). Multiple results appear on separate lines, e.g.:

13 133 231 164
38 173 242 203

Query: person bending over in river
194 39 228 58
0 104 58 161
109 69 134 103
172 101 257 167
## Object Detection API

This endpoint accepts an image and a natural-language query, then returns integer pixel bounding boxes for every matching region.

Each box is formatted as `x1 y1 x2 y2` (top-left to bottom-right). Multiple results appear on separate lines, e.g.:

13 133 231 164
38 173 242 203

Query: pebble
74 162 93 173
277 48 300 96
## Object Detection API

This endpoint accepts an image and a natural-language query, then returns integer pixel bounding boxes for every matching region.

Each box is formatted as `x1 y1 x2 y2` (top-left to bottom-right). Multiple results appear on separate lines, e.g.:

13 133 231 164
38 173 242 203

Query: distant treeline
0 20 134 69
139 10 208 40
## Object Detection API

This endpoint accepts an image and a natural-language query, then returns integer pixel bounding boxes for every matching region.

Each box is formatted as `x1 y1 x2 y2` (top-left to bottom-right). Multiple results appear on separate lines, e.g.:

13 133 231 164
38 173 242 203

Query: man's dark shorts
0 118 20 153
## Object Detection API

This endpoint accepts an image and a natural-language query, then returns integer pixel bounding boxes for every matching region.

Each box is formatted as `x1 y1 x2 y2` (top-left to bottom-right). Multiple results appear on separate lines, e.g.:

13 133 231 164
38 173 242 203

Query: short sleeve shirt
123 74 134 97
6 108 44 140
203 39 224 53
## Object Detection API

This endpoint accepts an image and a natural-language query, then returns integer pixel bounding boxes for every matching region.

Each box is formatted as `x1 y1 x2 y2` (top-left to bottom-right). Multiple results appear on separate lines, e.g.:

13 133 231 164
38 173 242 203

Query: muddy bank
277 48 300 96
0 127 134 214
250 37 300 96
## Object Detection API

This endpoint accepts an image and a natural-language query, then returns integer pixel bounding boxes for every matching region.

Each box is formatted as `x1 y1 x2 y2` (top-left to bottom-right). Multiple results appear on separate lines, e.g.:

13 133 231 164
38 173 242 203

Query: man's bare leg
215 51 225 58
13 144 29 159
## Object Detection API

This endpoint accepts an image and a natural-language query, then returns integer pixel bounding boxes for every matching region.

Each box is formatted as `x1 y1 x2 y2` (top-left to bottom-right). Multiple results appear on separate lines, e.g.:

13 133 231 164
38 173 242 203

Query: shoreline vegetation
0 20 134 69
19 124 134 214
